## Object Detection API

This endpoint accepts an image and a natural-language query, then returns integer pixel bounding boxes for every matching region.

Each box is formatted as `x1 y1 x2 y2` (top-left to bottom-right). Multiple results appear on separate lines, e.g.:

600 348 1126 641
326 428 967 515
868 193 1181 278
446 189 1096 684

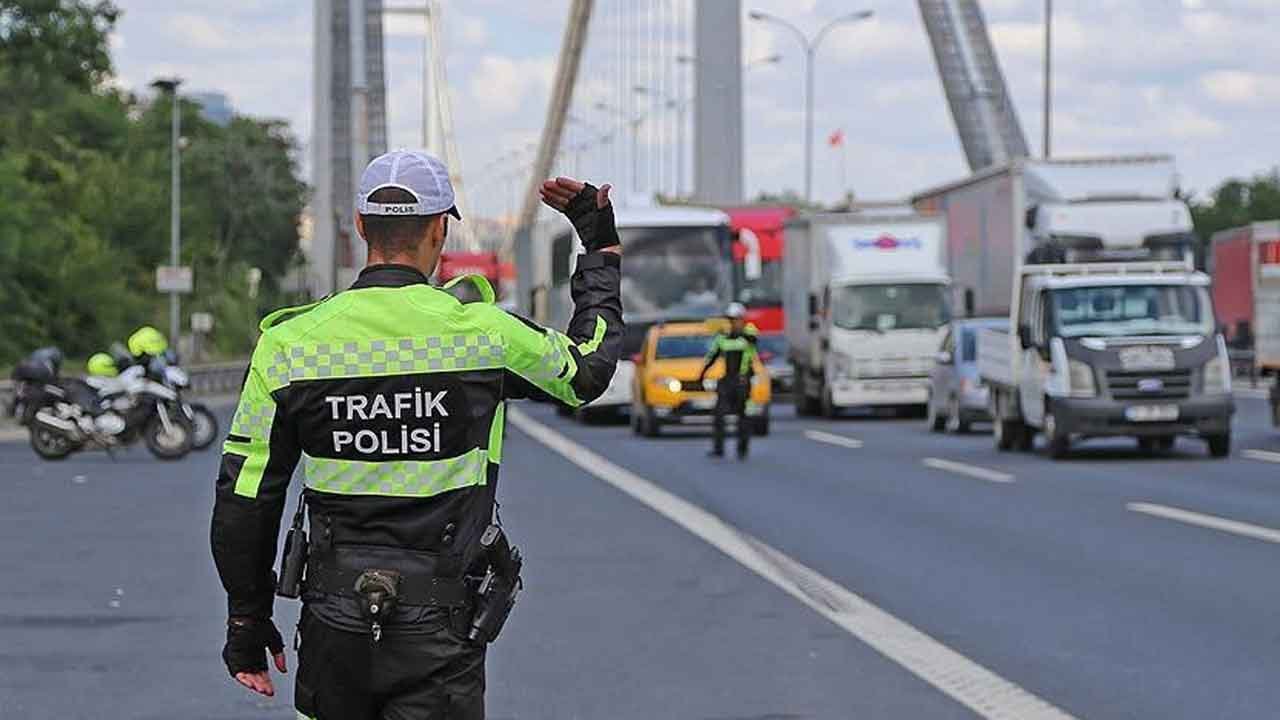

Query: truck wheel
1043 410 1070 459
993 405 1014 451
794 364 817 416
926 392 945 432
1015 422 1035 452
1206 433 1231 458
820 386 838 419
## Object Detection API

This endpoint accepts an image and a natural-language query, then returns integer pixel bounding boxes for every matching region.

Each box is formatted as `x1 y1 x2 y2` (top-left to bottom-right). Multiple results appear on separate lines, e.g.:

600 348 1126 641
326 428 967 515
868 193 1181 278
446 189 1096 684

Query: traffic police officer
211 149 623 718
698 302 759 459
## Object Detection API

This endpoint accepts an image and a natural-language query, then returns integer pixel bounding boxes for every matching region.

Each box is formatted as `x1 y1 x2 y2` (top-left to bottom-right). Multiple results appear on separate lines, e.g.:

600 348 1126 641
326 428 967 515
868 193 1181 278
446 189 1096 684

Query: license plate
1125 404 1179 422
689 397 716 411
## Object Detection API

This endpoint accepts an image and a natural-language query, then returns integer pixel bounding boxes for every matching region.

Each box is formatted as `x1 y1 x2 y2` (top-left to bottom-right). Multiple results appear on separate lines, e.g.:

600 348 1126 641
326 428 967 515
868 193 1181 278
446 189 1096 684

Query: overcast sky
109 0 1278 213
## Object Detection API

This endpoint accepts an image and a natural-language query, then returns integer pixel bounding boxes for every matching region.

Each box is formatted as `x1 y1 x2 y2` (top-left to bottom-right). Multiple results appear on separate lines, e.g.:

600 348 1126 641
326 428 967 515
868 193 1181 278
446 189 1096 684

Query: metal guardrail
0 360 248 422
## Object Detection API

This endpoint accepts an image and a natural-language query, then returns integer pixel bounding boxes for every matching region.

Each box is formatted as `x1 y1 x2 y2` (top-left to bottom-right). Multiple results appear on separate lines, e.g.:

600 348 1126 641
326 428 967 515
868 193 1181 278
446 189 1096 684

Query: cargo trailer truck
1210 221 1280 428
784 214 951 416
914 156 1234 458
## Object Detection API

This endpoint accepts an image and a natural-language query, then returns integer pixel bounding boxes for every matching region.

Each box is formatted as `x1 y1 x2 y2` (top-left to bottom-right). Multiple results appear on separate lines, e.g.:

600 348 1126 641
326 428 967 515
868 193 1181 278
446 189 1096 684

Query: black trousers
711 378 751 457
295 607 486 720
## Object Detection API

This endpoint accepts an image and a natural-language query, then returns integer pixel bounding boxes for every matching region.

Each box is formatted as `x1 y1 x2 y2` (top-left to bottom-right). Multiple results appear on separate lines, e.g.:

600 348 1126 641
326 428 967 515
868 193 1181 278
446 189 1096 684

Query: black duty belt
304 544 471 608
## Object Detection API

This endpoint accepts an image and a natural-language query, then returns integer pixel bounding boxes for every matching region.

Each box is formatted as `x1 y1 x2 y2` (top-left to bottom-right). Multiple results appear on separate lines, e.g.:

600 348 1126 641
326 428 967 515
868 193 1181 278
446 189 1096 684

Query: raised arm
501 178 624 406
211 333 301 692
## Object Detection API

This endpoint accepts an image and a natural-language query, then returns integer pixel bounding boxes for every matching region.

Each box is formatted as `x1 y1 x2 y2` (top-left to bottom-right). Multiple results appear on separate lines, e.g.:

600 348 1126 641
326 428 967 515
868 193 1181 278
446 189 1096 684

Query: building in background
310 0 389 297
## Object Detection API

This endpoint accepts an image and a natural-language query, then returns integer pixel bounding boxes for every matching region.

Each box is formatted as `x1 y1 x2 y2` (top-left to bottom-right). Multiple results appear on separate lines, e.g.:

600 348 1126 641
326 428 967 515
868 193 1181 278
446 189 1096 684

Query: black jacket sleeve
499 251 624 406
210 340 301 620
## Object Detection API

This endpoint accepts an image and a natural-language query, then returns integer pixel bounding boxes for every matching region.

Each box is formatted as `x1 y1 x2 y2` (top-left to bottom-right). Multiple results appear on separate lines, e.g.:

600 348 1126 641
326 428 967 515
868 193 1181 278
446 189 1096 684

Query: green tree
0 0 309 366
1190 169 1280 240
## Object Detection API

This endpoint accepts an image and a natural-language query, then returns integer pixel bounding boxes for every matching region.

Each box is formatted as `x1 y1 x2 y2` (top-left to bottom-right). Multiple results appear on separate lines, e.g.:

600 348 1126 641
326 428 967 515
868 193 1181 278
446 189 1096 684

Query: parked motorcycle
93 345 220 452
153 352 220 451
11 348 194 461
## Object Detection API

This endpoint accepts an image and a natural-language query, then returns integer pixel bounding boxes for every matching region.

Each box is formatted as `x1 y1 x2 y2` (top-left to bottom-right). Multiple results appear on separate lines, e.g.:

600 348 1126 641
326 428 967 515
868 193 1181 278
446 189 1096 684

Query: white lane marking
804 429 864 449
922 457 1015 484
1242 449 1280 464
1128 502 1280 545
509 407 1074 720
1234 388 1272 400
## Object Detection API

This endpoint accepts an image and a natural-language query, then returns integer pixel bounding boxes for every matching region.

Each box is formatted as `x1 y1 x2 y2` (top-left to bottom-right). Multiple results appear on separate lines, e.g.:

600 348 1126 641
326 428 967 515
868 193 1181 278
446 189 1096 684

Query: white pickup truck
979 261 1234 458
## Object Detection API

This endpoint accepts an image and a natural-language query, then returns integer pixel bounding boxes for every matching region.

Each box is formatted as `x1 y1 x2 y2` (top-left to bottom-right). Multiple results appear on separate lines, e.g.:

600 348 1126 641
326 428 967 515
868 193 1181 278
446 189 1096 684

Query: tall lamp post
151 77 183 346
748 9 873 203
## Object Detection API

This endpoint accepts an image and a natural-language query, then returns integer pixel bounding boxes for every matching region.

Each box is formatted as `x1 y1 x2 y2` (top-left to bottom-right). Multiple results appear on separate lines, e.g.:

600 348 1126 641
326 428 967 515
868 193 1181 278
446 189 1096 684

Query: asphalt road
1 392 1278 718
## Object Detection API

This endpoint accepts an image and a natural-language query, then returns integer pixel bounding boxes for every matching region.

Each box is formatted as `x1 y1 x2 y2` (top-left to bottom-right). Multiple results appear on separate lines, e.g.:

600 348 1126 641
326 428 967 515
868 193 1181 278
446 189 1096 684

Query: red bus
725 206 794 333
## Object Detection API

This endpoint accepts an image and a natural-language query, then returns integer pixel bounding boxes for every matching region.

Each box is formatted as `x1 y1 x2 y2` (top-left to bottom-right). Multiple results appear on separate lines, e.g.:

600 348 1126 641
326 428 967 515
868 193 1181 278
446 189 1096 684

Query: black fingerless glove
563 183 619 253
222 617 284 676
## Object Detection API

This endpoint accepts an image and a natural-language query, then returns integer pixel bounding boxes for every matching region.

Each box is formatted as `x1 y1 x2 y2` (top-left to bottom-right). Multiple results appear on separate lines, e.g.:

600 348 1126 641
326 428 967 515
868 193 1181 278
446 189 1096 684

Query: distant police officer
698 302 759 459
211 150 623 719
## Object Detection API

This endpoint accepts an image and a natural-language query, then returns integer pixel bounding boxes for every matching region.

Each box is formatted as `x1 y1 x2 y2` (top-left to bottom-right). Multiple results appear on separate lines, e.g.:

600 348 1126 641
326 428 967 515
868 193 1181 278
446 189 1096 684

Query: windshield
734 258 783 308
619 225 731 318
655 335 713 359
831 283 951 332
1050 285 1211 338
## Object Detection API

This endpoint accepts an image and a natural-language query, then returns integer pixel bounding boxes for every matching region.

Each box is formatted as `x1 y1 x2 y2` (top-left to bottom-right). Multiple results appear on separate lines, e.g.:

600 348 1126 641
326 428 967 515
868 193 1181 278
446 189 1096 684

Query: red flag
828 129 844 147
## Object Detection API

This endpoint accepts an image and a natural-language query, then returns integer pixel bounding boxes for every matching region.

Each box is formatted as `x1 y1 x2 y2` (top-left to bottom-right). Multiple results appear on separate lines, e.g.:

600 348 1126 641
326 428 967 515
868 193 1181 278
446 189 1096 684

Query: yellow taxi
630 319 771 437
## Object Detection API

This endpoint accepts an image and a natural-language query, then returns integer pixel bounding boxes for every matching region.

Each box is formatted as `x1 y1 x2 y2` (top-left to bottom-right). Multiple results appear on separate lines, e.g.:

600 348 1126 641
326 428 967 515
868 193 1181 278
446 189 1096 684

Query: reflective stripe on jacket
211 255 623 621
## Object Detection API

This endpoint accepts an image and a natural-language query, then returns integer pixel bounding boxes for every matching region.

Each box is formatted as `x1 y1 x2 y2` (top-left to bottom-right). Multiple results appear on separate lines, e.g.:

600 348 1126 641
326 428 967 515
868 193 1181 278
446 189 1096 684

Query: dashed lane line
509 407 1075 720
1242 449 1280 464
1128 502 1280 545
804 429 864 449
922 457 1015 484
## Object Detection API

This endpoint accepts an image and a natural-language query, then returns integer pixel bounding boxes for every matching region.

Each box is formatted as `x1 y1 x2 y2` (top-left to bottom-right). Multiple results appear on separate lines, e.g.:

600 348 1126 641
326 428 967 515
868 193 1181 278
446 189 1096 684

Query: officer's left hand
223 617 288 697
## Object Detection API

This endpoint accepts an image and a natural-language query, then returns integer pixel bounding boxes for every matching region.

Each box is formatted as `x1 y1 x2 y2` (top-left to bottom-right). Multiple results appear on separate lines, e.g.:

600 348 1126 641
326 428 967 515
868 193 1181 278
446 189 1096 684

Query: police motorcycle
99 345 220 451
10 347 195 461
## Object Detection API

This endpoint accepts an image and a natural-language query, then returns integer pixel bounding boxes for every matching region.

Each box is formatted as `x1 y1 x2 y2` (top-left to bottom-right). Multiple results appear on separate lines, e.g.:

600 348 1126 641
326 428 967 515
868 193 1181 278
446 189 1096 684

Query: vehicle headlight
1203 354 1231 395
1067 358 1096 398
653 376 682 393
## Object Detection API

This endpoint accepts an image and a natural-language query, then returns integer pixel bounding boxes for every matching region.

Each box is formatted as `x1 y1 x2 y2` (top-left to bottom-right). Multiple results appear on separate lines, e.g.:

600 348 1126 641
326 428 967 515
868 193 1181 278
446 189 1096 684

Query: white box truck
914 156 1234 458
784 214 951 416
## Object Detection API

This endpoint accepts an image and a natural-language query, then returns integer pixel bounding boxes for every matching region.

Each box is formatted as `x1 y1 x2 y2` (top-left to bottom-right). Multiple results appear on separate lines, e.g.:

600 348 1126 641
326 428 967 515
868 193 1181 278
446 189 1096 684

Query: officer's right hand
222 617 288 697
539 177 620 254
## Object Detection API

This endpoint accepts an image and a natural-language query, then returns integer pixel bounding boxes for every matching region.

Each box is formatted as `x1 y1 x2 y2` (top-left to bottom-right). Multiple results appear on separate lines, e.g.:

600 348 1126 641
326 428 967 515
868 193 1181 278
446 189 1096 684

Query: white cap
357 149 462 219
726 302 747 319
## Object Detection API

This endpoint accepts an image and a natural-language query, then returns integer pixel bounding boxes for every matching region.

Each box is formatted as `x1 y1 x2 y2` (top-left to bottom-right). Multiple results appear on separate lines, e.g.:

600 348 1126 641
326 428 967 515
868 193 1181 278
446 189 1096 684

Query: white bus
548 204 734 418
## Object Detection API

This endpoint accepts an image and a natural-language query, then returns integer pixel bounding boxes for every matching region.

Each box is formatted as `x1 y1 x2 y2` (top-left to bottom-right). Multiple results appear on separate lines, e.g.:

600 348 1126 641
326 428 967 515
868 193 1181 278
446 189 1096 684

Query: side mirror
1017 324 1034 349
935 351 953 365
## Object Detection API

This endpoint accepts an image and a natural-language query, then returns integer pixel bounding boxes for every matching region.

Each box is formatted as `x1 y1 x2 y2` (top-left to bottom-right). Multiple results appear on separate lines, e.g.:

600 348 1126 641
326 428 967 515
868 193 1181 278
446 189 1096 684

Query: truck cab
982 261 1234 458
785 214 951 416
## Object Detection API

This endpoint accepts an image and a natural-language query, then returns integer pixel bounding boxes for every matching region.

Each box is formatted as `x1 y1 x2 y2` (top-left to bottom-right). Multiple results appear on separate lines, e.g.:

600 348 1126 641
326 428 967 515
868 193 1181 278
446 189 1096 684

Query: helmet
87 352 119 377
127 326 169 357
725 302 747 319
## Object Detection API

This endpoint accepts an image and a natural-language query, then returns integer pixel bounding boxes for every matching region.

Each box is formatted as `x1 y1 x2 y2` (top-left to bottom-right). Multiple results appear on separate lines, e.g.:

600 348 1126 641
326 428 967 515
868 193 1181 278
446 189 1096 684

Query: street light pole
749 10 872 204
1042 0 1052 159
152 77 183 345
